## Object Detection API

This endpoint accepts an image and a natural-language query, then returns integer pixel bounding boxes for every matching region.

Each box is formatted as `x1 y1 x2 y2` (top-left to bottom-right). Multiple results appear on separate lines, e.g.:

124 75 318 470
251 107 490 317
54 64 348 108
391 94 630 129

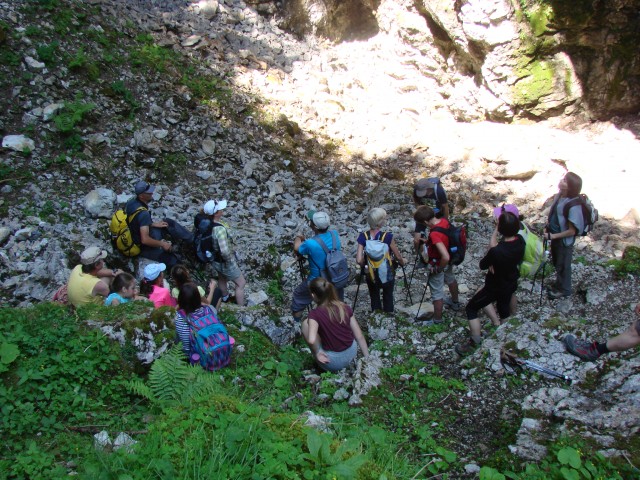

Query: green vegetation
481 442 633 479
607 245 640 277
513 59 555 106
109 80 140 118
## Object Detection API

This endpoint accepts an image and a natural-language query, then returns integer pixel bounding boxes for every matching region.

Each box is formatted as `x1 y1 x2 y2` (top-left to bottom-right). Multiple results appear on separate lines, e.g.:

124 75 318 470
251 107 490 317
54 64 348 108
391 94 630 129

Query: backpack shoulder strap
313 235 330 254
562 197 582 220
330 231 339 251
126 206 147 225
431 226 448 235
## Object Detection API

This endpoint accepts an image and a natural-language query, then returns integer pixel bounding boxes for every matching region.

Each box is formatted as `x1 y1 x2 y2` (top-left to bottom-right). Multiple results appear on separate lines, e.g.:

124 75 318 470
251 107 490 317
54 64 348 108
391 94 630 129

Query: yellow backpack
109 206 146 257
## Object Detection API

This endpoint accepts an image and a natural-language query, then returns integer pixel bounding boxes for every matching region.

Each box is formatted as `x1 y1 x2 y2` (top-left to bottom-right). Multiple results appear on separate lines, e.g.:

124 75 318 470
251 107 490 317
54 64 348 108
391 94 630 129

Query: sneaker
563 335 601 361
455 338 480 356
444 297 463 311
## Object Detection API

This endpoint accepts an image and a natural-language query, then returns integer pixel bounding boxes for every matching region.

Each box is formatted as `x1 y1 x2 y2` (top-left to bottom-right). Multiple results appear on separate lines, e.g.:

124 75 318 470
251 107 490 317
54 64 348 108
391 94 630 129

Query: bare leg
448 281 459 303
233 274 246 306
469 317 482 343
483 304 501 326
606 322 640 352
433 299 444 321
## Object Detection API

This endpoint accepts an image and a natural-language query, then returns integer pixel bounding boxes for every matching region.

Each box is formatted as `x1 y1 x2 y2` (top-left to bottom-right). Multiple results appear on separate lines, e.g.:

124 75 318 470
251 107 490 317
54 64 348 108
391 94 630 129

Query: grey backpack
313 231 350 289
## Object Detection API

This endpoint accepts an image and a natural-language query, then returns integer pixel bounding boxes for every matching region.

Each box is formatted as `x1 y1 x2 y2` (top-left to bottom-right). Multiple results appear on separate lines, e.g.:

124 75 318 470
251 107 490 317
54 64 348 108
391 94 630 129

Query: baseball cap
204 199 228 215
414 178 436 197
134 180 155 195
493 204 520 220
80 246 107 265
307 210 330 230
144 263 166 281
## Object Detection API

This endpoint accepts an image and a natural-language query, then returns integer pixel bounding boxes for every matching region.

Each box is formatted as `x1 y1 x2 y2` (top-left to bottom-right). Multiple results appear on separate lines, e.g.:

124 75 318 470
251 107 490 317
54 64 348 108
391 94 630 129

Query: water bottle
190 353 200 364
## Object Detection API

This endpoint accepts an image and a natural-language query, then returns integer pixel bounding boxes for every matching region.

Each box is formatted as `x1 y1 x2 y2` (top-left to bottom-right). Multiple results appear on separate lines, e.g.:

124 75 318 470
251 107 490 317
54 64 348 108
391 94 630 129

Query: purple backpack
179 306 232 371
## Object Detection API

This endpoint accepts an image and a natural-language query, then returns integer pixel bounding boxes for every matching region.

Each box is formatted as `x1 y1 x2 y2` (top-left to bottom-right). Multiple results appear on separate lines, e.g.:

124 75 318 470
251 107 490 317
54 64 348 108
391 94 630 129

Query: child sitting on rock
104 272 146 306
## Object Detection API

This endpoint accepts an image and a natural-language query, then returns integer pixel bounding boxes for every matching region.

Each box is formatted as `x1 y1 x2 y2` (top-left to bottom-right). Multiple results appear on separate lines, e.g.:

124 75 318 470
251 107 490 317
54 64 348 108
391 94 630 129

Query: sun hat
204 199 228 215
80 246 107 265
414 178 437 197
306 210 330 230
493 204 520 220
144 263 166 281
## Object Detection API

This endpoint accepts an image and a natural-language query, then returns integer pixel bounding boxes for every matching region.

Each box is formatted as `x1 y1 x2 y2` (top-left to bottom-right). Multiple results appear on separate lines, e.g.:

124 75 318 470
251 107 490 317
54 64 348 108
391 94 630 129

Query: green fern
127 345 221 407
53 99 95 133
127 379 154 402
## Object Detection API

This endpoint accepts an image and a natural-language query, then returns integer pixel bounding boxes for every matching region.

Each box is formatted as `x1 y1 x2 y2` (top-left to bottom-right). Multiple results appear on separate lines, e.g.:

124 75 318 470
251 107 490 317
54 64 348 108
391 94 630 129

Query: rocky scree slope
0 0 639 467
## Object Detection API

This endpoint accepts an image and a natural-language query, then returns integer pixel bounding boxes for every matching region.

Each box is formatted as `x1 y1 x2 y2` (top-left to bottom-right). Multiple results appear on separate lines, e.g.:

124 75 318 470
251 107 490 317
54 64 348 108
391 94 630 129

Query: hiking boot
548 289 569 300
444 297 463 311
455 338 480 357
420 318 443 327
563 335 601 361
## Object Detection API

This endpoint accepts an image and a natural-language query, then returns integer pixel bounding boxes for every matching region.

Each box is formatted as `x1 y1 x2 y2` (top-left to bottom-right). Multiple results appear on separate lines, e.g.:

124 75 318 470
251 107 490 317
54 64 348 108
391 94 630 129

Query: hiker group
67 170 629 375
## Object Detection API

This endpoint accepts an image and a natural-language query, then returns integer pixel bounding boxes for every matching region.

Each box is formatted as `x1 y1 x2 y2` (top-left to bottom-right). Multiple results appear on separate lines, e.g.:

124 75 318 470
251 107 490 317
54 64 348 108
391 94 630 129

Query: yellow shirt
67 265 102 307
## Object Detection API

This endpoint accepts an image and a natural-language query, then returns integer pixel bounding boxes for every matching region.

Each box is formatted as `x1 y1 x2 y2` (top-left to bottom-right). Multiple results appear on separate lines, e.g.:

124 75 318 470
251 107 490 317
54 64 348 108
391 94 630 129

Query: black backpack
562 194 598 236
431 224 467 266
193 215 222 263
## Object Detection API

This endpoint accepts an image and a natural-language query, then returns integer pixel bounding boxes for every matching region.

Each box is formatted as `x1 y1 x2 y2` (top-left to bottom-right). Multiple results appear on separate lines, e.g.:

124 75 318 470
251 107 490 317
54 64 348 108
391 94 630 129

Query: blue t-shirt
104 293 130 306
299 230 342 281
125 198 152 245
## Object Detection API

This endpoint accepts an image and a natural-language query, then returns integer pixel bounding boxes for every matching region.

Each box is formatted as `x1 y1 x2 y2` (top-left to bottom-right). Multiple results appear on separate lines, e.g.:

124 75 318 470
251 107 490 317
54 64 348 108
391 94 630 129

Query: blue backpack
179 306 232 371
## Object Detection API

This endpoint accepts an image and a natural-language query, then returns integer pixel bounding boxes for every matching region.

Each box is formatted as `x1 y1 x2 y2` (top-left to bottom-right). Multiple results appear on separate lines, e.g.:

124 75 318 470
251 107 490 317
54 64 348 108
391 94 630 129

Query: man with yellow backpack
355 208 407 313
111 180 193 269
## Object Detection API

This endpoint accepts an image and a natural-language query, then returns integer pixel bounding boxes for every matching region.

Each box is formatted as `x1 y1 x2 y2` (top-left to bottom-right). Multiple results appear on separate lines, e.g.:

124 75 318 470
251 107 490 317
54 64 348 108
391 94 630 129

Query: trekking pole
400 263 413 305
297 255 311 315
500 349 571 384
414 269 430 322
297 255 306 282
408 254 419 291
352 264 365 310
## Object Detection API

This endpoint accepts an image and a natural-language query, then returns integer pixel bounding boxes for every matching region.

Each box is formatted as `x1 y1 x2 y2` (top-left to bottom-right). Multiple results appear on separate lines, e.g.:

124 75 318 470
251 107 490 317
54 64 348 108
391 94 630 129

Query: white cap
204 199 228 215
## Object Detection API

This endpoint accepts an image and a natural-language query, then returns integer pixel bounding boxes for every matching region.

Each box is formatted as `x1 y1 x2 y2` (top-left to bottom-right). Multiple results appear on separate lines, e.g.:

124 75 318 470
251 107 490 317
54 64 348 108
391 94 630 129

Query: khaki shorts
428 271 445 301
212 260 242 281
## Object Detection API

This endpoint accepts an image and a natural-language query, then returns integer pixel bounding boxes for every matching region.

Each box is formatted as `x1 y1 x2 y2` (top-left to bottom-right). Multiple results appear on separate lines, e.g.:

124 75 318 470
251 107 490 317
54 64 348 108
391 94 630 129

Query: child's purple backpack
179 306 232 371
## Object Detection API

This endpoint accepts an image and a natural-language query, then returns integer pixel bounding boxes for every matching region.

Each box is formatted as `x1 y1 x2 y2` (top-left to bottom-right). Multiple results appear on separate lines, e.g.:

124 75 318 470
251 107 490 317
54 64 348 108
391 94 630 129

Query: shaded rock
2 135 35 152
84 188 117 219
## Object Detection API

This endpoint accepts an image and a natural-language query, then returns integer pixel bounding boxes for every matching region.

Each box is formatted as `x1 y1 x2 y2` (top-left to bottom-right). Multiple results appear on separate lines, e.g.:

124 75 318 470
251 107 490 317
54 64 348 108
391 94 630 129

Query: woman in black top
456 212 525 356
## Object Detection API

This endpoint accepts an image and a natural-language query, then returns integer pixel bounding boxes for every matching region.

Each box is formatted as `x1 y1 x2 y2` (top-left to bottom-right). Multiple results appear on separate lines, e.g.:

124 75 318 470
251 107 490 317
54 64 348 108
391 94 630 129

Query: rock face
279 0 640 121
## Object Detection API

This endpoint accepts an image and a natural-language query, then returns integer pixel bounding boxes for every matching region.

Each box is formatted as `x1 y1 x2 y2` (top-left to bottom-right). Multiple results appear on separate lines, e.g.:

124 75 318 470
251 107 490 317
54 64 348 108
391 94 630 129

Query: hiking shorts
443 264 456 285
427 271 445 301
212 259 242 281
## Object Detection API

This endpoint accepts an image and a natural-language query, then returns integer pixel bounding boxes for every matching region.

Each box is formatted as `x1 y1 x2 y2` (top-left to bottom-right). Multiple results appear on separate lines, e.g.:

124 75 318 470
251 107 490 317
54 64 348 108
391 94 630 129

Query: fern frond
148 345 196 403
126 379 154 402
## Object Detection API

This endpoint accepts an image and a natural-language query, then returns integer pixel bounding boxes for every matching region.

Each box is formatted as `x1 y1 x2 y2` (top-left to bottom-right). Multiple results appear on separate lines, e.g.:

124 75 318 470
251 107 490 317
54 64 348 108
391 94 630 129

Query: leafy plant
110 80 140 117
127 346 220 406
36 41 59 65
607 245 640 277
54 98 96 134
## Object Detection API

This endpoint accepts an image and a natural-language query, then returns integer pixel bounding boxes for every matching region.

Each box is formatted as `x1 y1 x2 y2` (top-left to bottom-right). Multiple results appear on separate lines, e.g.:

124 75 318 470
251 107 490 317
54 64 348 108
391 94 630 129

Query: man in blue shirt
291 210 344 322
